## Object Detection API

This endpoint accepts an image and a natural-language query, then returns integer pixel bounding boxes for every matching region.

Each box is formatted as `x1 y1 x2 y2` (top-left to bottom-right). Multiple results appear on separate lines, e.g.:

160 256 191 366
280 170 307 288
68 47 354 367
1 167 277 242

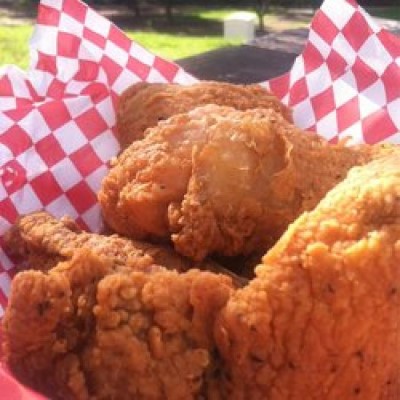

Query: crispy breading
100 105 237 240
116 81 292 147
100 104 380 260
4 153 400 399
2 250 234 400
4 211 197 273
214 153 400 399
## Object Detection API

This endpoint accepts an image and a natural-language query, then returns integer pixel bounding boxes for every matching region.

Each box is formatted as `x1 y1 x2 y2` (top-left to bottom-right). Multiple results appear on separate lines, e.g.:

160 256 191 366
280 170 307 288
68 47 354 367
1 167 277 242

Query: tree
126 0 174 23
157 0 174 23
118 0 141 17
130 0 141 18
255 0 268 32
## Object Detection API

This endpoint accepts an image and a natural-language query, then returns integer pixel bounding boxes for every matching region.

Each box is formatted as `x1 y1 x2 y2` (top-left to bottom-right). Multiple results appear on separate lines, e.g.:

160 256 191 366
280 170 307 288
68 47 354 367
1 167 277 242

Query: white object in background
224 12 256 42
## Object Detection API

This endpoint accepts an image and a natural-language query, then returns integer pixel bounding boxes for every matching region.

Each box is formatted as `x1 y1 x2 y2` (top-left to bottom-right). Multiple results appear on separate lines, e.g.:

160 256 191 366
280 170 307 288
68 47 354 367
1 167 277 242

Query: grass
0 5 398 69
0 24 240 68
0 7 244 69
366 7 400 21
0 25 33 69
0 5 311 69
125 7 249 60
127 31 239 61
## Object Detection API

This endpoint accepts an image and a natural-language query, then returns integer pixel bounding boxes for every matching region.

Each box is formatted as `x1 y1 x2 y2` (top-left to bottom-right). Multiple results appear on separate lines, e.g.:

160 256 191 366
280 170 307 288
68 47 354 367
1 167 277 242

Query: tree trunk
256 10 265 32
126 0 142 18
165 0 173 23
255 0 268 33
131 0 141 18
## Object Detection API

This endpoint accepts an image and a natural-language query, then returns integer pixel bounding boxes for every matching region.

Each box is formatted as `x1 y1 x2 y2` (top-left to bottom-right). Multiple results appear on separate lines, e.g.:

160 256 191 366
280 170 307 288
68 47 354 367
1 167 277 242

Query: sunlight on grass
367 7 400 21
0 24 240 69
191 8 253 21
127 31 240 60
0 25 33 69
2 5 397 70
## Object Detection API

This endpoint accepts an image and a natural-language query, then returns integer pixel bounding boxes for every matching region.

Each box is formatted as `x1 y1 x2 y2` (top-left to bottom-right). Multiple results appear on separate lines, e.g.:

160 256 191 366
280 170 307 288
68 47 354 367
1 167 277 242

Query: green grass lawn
0 25 33 69
0 6 398 70
128 31 239 61
366 7 400 21
0 6 308 69
0 25 240 68
0 24 239 69
0 7 243 69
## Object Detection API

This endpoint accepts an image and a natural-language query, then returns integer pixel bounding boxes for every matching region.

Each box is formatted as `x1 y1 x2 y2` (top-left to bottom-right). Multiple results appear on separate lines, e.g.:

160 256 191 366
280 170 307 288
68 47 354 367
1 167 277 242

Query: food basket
0 0 399 397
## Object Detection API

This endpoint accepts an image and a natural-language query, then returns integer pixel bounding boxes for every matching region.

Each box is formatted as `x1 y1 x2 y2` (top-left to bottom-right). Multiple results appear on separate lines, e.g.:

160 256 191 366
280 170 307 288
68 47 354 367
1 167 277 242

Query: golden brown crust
3 153 400 399
116 81 293 147
100 104 376 261
2 251 111 399
100 105 235 241
4 86 400 399
215 153 400 399
168 111 373 261
4 211 197 273
3 250 233 400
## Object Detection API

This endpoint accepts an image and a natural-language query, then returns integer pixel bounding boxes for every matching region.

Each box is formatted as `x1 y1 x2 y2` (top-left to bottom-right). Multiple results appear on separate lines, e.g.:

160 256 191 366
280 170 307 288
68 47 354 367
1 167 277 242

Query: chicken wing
116 81 292 147
100 104 382 261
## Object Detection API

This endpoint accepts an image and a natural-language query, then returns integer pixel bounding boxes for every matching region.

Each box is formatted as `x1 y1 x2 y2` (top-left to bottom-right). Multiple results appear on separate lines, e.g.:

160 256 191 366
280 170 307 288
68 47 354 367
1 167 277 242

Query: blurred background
0 0 399 70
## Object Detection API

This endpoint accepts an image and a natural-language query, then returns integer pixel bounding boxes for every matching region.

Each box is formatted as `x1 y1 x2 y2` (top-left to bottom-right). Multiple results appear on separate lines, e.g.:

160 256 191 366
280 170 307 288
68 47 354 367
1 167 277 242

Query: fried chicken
4 211 194 273
3 249 234 400
116 81 292 147
99 104 384 261
4 153 400 399
215 152 400 399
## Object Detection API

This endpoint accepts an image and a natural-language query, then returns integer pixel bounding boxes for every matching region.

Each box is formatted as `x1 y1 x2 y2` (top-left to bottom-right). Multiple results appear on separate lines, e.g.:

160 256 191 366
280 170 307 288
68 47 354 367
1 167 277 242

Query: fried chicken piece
100 105 236 241
214 153 400 399
3 249 234 400
99 104 380 260
116 81 292 146
5 154 400 399
4 211 198 273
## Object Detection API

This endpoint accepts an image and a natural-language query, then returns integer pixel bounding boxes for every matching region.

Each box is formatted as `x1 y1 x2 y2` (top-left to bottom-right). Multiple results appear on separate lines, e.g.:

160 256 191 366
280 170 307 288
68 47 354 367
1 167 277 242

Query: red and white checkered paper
0 0 399 398
0 0 196 312
266 0 400 144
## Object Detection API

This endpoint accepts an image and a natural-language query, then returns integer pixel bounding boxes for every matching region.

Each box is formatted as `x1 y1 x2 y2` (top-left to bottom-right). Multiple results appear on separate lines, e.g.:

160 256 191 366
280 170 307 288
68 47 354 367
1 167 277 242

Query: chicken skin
4 211 196 273
215 152 400 399
116 81 292 147
100 104 385 261
3 152 399 399
3 249 234 400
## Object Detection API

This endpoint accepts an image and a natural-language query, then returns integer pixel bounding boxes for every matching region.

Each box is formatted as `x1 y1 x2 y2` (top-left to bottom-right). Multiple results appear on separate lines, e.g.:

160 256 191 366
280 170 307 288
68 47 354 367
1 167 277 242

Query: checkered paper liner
0 0 196 311
266 0 400 144
0 0 399 397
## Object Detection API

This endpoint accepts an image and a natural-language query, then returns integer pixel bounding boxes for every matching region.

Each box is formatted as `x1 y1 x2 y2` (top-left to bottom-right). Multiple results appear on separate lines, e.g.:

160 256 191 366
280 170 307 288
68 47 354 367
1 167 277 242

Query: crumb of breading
116 81 292 146
215 153 400 399
3 249 234 399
